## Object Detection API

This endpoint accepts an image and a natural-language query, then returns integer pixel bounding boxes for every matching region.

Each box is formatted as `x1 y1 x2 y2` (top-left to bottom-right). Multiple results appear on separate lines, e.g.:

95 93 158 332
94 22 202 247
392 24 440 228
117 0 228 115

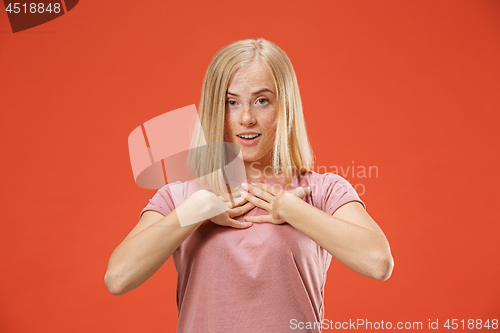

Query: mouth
236 133 261 146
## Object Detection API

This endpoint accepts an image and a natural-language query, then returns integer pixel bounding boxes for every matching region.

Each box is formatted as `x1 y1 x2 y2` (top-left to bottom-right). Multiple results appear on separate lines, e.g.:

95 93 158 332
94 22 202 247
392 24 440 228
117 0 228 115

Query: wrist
198 190 224 215
274 192 295 221
178 190 226 227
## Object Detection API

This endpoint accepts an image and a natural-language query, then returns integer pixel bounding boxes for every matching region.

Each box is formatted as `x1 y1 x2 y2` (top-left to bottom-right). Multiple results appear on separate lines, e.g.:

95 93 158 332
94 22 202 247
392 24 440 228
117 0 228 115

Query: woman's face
224 61 278 173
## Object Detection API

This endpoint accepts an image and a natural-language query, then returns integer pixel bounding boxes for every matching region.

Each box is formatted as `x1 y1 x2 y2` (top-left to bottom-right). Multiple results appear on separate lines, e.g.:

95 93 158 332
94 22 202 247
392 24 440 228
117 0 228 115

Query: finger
241 190 272 212
217 196 232 209
244 214 273 223
243 183 275 202
227 201 256 218
232 196 248 207
226 218 253 229
250 182 282 196
218 195 247 209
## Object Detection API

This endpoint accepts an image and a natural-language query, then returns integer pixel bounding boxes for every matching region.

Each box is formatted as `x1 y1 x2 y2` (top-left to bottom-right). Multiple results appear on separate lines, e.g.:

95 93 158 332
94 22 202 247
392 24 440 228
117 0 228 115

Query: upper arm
122 187 211 243
332 201 386 237
122 210 166 243
124 184 177 242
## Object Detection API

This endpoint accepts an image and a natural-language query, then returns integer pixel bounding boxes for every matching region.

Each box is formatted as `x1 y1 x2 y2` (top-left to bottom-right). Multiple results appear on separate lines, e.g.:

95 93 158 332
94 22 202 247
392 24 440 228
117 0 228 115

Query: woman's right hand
210 195 255 228
176 189 255 229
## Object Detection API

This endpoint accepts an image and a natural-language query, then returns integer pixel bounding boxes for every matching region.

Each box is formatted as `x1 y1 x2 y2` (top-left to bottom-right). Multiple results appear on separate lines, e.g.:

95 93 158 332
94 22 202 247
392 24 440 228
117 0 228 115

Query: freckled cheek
262 114 278 136
256 113 278 148
258 111 277 127
224 117 236 140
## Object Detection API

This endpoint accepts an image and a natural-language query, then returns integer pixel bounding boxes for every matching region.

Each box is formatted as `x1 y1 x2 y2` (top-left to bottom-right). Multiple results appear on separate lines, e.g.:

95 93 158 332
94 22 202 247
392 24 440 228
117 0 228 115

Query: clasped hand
211 182 311 228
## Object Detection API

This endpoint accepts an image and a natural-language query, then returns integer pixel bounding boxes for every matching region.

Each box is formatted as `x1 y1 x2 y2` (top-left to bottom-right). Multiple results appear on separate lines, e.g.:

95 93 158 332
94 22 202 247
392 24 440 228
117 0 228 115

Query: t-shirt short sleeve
140 185 176 219
316 173 366 215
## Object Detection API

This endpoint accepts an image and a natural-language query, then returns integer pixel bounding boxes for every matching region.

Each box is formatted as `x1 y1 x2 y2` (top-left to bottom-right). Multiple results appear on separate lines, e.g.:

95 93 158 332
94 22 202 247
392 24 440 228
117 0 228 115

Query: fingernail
240 189 248 198
241 182 248 190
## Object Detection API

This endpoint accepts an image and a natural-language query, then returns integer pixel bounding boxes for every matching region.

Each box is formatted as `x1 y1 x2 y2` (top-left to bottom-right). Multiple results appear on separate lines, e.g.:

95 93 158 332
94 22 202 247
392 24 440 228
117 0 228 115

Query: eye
226 100 237 107
257 98 268 105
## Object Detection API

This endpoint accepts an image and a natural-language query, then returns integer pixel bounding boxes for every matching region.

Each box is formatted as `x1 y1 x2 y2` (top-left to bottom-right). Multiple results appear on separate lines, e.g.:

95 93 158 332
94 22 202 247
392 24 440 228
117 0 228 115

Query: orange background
1 0 499 332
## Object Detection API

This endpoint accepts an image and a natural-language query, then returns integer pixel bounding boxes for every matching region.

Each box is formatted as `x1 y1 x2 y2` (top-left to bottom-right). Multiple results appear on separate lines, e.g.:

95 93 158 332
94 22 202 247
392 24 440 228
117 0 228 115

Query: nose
239 105 256 127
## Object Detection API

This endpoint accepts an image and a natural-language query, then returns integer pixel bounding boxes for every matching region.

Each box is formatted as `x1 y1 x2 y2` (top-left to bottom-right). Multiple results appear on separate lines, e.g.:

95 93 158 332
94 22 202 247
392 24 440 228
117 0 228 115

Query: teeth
238 134 259 139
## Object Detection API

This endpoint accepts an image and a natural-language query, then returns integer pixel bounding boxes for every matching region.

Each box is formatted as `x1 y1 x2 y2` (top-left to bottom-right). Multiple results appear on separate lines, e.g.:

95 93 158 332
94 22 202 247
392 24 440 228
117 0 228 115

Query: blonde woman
105 38 393 332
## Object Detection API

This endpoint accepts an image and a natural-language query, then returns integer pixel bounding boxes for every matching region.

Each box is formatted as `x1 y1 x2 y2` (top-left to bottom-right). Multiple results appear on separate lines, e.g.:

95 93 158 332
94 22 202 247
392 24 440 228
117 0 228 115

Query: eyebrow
226 88 275 97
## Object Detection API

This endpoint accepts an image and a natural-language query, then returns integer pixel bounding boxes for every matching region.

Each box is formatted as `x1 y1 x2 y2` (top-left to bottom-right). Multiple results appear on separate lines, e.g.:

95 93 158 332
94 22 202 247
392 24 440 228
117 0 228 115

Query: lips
236 131 260 137
237 133 260 139
236 133 261 146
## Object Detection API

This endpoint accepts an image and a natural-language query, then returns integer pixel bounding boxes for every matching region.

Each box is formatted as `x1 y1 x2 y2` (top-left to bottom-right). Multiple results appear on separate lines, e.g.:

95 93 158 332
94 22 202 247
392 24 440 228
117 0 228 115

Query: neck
244 155 275 180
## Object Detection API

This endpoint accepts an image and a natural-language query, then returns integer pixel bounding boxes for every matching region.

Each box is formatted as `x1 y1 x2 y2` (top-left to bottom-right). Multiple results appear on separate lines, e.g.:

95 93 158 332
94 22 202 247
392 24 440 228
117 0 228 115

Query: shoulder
299 171 353 190
299 171 365 213
140 180 204 218
156 180 203 204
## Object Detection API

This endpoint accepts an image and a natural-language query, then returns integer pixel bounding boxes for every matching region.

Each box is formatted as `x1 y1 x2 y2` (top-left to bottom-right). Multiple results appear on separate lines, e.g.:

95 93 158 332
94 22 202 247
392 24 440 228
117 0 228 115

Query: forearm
277 194 393 281
105 212 201 295
105 189 231 295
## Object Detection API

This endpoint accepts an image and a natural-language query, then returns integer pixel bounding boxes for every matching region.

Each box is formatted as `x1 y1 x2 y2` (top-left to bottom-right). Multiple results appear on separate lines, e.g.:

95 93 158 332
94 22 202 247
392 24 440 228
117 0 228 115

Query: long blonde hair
189 38 314 198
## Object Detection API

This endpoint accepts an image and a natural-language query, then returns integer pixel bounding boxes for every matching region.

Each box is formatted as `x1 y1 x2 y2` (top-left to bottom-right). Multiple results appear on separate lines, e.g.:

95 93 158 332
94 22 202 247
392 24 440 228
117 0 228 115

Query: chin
243 154 271 164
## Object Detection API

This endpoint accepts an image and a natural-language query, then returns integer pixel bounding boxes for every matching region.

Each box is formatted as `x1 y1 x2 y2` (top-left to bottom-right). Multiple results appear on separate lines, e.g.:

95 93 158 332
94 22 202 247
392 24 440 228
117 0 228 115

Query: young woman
105 38 393 332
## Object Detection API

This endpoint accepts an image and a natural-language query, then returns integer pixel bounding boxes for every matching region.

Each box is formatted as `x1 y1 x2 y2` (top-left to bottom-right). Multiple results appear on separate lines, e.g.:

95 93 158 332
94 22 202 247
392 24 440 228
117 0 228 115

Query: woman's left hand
241 182 311 224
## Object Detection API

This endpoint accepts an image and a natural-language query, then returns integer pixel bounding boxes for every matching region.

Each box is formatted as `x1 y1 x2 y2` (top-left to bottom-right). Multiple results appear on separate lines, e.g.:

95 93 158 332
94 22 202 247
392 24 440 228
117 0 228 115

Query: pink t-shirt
140 172 365 332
